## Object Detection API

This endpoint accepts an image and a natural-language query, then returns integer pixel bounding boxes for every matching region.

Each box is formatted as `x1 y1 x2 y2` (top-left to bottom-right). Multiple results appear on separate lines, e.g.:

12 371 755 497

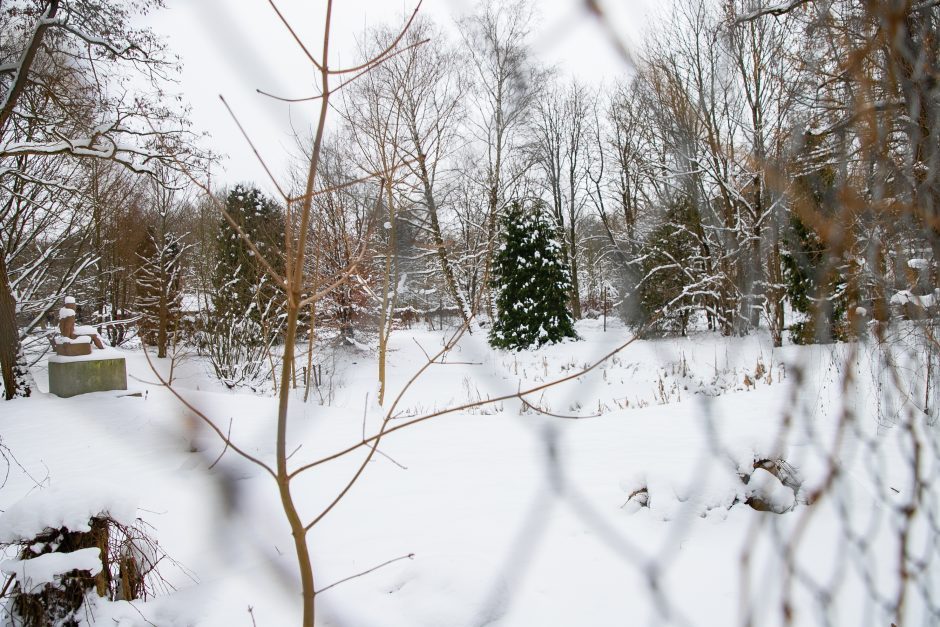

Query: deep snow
1 319 937 626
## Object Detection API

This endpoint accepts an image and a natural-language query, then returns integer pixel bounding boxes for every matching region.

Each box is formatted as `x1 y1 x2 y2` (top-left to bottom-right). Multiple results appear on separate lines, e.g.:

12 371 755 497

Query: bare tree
531 78 595 318
457 0 543 315
371 17 474 327
136 172 190 359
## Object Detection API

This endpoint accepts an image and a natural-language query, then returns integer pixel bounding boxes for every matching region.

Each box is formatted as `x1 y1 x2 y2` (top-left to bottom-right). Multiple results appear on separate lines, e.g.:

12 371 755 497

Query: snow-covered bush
201 310 279 392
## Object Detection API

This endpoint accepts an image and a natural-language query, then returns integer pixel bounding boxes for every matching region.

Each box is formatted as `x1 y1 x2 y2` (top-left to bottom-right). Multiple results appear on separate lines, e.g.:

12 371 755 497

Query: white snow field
2 320 938 626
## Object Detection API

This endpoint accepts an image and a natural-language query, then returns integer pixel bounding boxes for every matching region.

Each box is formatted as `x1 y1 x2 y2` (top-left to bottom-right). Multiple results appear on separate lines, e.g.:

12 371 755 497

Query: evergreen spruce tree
638 211 698 337
489 201 576 350
783 132 848 344
135 225 186 358
212 185 285 329
206 185 286 387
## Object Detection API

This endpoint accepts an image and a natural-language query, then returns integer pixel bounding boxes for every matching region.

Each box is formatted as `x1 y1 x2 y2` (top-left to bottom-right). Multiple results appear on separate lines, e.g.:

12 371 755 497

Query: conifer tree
489 201 576 350
212 185 285 328
206 185 286 387
637 197 701 337
136 226 186 358
783 132 848 343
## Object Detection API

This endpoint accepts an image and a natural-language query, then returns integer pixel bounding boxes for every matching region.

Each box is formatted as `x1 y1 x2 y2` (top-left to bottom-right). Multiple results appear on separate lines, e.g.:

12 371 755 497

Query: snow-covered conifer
212 185 285 328
489 201 576 349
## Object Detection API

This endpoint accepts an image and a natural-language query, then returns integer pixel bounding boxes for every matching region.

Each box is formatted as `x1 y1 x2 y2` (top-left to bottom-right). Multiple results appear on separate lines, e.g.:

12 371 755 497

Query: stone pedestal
48 349 127 398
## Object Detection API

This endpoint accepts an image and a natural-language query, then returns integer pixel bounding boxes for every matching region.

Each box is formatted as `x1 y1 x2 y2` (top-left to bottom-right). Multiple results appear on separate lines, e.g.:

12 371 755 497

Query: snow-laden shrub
200 311 280 392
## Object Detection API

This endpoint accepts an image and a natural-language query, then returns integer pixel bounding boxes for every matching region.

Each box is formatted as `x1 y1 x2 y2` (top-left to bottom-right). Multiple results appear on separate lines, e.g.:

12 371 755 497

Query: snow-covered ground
2 320 938 626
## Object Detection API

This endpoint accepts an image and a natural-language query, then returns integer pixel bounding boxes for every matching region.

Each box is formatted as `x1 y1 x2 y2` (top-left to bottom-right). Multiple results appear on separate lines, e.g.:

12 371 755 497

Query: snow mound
0 547 102 589
746 468 795 513
0 486 137 543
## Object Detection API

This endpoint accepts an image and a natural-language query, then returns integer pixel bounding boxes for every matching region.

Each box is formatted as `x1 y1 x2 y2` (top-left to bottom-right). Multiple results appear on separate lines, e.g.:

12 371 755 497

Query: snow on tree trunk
0 244 29 400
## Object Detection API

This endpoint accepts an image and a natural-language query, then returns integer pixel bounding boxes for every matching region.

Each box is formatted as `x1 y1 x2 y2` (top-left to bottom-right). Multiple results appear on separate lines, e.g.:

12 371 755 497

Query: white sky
147 0 659 192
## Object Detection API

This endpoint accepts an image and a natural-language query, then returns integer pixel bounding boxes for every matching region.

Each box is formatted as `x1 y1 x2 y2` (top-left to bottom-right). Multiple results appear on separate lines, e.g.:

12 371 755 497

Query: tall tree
136 194 188 359
489 200 576 349
383 18 473 325
458 0 543 315
532 79 595 319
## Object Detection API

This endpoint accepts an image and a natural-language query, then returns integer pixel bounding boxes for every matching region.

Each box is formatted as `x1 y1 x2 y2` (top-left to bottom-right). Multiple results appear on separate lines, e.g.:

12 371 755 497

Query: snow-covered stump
48 349 127 398
0 489 163 626
2 520 111 626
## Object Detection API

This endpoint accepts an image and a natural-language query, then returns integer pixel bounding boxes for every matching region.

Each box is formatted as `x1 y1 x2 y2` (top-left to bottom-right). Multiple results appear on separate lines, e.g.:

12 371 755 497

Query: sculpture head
58 305 76 338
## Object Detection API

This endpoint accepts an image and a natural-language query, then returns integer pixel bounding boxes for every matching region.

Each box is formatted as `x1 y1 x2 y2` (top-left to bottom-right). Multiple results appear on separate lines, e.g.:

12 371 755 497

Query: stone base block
48 351 127 398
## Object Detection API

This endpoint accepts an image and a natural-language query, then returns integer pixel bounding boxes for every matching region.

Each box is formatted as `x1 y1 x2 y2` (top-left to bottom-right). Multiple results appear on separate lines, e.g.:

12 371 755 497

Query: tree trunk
0 245 27 400
377 180 397 406
415 151 471 327
749 226 762 330
276 297 316 627
568 222 581 319
157 291 167 359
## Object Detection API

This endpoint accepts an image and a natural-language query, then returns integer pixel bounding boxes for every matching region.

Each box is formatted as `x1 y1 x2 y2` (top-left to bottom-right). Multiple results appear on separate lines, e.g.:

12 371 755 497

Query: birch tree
457 0 543 314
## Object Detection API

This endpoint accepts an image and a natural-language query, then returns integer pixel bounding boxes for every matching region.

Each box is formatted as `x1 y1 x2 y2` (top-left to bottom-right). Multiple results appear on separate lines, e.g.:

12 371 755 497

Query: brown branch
256 39 429 104
256 88 323 103
140 341 276 479
207 419 234 470
286 158 417 205
0 573 14 600
267 0 324 72
328 1 424 76
219 95 290 201
314 553 415 595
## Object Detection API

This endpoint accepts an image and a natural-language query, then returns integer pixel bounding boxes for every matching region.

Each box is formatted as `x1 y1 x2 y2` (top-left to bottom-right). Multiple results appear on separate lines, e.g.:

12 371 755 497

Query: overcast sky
147 0 659 193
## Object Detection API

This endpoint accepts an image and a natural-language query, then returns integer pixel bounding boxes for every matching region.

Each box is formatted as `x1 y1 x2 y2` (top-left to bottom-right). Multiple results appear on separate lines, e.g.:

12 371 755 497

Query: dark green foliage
212 185 285 329
781 215 848 344
782 214 824 315
489 201 576 350
783 133 848 344
637 198 700 336
206 185 285 388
